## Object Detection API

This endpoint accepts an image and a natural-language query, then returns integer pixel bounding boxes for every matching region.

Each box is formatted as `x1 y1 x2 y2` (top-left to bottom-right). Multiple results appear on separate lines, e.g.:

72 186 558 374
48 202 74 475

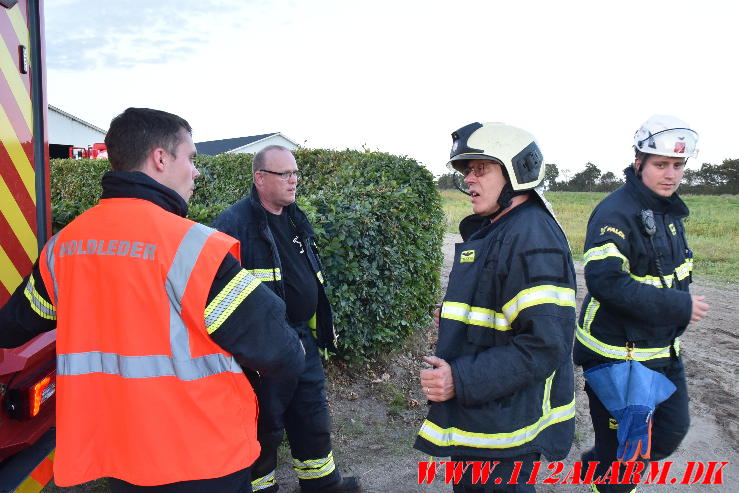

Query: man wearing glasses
212 145 359 493
415 123 576 492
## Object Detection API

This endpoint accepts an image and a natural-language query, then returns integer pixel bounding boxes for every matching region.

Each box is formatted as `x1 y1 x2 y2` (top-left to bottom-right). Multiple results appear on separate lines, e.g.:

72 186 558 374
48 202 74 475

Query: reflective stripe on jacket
574 167 693 370
39 198 260 487
414 200 577 460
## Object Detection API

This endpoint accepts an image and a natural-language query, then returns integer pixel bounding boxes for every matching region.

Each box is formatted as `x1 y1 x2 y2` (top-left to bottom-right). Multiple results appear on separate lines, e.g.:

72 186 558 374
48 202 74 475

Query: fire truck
0 0 57 492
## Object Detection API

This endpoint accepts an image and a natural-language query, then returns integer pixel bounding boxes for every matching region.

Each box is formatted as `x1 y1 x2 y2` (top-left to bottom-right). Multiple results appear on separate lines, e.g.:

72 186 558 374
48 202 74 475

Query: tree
437 172 456 190
568 162 601 191
544 163 559 190
597 171 622 192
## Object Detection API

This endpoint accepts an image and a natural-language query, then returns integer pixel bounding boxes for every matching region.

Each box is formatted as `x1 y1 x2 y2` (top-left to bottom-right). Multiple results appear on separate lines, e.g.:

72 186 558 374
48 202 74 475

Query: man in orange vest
0 107 306 493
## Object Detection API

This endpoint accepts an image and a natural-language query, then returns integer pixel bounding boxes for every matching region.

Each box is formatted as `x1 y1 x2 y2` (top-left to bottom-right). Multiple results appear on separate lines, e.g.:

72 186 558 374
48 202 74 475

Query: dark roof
195 133 276 155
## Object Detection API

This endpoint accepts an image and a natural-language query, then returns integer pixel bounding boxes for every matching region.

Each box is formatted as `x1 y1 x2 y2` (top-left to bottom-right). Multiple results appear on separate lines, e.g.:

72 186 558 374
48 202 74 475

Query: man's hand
432 303 441 329
690 295 709 323
420 355 455 402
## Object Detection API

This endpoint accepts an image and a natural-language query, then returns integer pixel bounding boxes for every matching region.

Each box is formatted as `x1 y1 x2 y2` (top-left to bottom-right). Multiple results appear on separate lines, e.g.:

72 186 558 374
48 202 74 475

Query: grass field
440 189 739 282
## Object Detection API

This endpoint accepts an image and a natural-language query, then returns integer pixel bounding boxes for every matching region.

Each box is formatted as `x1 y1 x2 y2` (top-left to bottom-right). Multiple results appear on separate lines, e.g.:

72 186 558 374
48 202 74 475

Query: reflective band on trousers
252 470 276 491
576 324 678 361
583 242 693 288
292 451 336 480
441 285 576 331
418 398 575 449
55 223 243 380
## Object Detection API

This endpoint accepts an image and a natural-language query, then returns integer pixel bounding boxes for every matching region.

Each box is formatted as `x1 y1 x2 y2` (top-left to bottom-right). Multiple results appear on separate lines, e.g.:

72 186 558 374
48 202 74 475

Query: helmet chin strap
486 168 526 221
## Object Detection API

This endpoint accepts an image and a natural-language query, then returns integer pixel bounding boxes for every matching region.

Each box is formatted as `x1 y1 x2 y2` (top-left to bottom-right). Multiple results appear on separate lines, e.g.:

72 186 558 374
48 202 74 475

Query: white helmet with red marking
633 115 699 159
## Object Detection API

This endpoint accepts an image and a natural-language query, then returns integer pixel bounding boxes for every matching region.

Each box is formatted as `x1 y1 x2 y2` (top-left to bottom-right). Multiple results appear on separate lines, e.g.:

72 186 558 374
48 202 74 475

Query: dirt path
42 233 738 492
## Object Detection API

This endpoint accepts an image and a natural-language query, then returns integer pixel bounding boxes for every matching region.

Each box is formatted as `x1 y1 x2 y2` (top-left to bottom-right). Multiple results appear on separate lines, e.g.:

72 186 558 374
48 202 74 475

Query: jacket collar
623 166 689 217
247 183 313 236
100 171 188 217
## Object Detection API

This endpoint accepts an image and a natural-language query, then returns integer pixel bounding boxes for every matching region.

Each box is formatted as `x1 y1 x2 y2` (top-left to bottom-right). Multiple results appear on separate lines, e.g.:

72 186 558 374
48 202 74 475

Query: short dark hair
105 107 192 172
252 145 291 174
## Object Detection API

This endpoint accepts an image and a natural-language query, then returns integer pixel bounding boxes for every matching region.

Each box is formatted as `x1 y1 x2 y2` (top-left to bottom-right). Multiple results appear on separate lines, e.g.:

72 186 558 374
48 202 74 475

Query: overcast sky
45 0 738 177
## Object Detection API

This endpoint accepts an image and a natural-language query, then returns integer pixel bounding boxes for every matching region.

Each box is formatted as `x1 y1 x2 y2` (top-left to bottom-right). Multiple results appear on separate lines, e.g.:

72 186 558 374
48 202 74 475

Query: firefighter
415 123 577 492
212 145 359 492
574 115 710 492
0 108 306 493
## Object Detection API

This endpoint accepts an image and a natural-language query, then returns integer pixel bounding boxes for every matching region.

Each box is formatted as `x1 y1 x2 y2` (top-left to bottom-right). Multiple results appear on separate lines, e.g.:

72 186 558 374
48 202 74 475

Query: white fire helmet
633 115 699 159
447 122 545 191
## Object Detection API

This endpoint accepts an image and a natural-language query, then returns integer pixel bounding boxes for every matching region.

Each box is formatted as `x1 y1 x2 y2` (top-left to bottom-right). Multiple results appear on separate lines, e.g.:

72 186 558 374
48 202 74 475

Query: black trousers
250 324 339 491
107 467 251 493
583 356 690 493
449 453 540 493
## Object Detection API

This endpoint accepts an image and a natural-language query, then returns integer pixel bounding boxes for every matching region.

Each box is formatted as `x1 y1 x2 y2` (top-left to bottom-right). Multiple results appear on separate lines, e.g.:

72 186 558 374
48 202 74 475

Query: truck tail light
4 370 56 420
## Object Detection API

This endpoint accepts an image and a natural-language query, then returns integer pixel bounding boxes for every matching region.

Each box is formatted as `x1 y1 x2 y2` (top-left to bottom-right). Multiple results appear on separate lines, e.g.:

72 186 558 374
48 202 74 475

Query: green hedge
50 149 444 361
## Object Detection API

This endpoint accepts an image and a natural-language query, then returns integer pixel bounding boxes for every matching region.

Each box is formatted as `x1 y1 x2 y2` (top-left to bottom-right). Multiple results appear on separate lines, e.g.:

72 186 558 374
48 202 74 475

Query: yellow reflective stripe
542 371 554 416
441 301 509 331
502 285 576 324
583 243 629 271
245 268 281 281
316 270 324 284
292 451 336 479
418 397 575 449
204 270 262 334
581 298 600 334
630 258 694 287
575 325 674 361
24 275 56 320
251 470 276 490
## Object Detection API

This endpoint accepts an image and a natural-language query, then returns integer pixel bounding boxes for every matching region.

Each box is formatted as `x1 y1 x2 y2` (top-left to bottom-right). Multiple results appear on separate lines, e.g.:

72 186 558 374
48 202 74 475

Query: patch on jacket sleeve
669 223 677 235
520 248 569 284
599 225 625 240
460 249 475 263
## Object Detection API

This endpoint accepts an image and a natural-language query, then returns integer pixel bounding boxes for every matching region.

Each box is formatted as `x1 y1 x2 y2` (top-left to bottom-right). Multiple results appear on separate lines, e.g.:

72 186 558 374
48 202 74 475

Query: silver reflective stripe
45 233 60 303
57 351 242 380
252 470 276 490
166 224 214 360
418 398 576 449
57 223 243 380
24 276 56 319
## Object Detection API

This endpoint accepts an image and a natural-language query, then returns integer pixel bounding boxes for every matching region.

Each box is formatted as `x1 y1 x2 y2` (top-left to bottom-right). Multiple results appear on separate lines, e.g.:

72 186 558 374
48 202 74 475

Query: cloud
45 0 251 70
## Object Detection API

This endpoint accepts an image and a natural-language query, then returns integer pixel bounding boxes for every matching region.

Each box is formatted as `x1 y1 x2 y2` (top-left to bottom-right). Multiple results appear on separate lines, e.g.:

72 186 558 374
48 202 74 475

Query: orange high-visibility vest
38 198 259 486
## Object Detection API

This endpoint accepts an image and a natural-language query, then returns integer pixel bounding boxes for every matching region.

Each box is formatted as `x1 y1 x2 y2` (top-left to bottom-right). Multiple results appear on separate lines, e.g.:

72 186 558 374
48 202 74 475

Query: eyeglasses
461 162 495 178
259 169 301 180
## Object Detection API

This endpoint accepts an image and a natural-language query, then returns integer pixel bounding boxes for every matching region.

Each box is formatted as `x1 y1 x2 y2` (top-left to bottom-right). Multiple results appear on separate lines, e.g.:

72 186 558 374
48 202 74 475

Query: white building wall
48 108 106 147
228 134 298 154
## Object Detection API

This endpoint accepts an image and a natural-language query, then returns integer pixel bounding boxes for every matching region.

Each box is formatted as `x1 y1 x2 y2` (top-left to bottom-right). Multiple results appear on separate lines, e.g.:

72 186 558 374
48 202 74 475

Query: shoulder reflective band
245 268 281 282
56 223 242 380
418 393 575 449
575 325 676 361
24 274 56 319
205 269 262 334
292 451 336 480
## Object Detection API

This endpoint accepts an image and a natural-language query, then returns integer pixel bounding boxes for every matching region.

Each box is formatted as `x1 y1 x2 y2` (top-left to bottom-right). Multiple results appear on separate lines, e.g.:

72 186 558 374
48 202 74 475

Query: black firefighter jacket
212 184 338 353
574 167 693 371
414 199 577 460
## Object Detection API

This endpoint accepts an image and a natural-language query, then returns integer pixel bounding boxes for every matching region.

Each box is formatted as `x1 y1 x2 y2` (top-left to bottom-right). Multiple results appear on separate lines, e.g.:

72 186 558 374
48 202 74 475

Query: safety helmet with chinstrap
448 122 545 191
633 115 699 159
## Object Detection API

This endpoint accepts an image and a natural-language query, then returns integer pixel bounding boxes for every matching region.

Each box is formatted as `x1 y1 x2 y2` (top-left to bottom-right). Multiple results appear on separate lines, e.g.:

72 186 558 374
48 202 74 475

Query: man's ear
151 148 167 172
634 155 643 172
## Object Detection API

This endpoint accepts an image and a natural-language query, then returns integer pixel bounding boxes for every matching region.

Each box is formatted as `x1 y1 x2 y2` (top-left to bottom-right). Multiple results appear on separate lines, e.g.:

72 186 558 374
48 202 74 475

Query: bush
50 150 445 362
